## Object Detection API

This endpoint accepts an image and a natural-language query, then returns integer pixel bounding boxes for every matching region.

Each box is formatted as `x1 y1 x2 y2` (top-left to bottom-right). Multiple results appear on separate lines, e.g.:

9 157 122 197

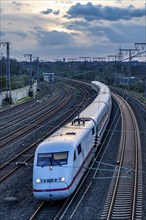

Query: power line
0 42 12 103
92 57 106 62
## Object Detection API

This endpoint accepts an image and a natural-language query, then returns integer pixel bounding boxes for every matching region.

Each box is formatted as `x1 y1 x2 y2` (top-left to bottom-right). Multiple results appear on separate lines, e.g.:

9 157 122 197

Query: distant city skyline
0 0 145 61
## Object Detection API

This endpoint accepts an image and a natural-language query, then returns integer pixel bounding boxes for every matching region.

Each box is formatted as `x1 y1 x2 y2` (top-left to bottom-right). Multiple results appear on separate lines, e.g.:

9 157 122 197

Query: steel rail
0 88 73 182
101 93 142 220
0 89 71 148
0 84 61 130
51 95 121 220
27 85 92 220
0 83 49 117
0 84 92 184
29 202 44 220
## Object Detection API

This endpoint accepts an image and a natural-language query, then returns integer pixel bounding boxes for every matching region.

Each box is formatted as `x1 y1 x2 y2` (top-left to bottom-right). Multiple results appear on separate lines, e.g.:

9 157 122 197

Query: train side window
92 127 95 135
77 144 82 155
73 150 76 161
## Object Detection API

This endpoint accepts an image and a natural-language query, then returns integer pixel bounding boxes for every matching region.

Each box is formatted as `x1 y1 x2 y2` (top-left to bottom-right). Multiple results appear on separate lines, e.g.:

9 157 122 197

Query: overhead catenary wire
2 160 145 176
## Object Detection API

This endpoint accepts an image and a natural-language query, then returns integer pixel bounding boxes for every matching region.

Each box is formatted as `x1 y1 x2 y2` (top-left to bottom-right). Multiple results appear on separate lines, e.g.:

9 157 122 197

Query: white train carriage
33 120 96 201
33 81 112 201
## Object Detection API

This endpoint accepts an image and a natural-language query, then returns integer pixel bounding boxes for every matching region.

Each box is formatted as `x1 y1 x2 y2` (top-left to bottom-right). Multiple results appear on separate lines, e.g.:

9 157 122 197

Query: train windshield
37 151 68 167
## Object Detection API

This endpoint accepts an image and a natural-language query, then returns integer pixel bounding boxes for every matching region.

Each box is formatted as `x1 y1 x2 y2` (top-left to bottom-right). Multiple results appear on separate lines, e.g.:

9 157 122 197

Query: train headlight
59 177 65 182
36 178 42 183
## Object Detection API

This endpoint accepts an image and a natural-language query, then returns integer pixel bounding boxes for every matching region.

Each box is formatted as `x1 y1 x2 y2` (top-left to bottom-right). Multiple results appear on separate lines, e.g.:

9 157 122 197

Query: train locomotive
33 81 112 201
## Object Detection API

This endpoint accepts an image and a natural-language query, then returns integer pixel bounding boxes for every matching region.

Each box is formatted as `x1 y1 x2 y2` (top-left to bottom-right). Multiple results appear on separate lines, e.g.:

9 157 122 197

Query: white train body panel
33 81 112 201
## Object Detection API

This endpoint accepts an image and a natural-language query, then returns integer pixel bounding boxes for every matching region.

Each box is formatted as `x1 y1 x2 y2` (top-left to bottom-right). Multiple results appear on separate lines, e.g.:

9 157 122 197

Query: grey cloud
64 18 145 44
15 31 27 38
41 8 53 15
109 23 145 43
40 8 60 15
36 30 73 46
3 31 27 38
66 3 145 21
12 1 23 7
0 31 5 37
90 23 145 43
53 10 60 15
31 26 42 30
64 20 90 31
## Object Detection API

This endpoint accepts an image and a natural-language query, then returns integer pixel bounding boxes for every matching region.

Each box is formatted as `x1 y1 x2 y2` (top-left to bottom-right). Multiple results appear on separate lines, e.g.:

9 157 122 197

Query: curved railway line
27 91 118 220
101 93 143 219
0 83 50 117
0 85 73 148
0 81 95 184
0 81 145 220
28 92 143 220
0 84 61 131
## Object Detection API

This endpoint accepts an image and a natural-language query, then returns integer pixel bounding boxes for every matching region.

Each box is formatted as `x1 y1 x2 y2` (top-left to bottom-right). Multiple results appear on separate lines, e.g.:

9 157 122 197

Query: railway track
1 81 143 220
0 84 60 131
29 201 64 220
128 95 146 111
0 81 94 184
35 92 142 220
27 91 120 220
0 85 72 148
0 83 50 117
101 93 143 219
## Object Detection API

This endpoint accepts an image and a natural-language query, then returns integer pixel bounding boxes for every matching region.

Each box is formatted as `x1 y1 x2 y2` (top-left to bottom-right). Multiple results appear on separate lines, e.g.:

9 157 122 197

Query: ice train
33 81 112 201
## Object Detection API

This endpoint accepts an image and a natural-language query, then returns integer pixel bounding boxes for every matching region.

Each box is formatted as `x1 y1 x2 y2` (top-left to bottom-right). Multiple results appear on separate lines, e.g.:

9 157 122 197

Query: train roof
92 81 110 94
37 81 111 151
41 119 92 144
80 81 111 121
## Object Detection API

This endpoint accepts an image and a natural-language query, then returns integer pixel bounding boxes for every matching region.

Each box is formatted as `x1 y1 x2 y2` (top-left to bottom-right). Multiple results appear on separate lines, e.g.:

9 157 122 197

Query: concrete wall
0 82 37 108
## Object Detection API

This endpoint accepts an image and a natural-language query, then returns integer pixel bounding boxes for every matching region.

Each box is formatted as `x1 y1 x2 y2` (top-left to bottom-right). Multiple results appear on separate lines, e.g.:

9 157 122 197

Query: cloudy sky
0 0 145 61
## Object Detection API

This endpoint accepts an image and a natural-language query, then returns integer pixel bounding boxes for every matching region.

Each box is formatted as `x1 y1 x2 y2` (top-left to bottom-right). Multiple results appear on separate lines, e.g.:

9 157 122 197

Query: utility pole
135 43 146 51
92 57 106 62
33 57 40 88
119 48 139 62
135 43 146 97
79 57 91 62
118 45 124 62
0 42 12 103
108 55 120 86
53 59 61 62
0 52 3 75
108 55 119 61
68 58 77 62
119 48 140 77
79 57 91 81
68 58 77 77
119 48 140 62
24 54 33 97
108 54 119 72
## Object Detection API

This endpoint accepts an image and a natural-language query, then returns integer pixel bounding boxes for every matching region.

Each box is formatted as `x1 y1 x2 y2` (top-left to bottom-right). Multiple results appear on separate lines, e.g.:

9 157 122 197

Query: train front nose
33 181 70 201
